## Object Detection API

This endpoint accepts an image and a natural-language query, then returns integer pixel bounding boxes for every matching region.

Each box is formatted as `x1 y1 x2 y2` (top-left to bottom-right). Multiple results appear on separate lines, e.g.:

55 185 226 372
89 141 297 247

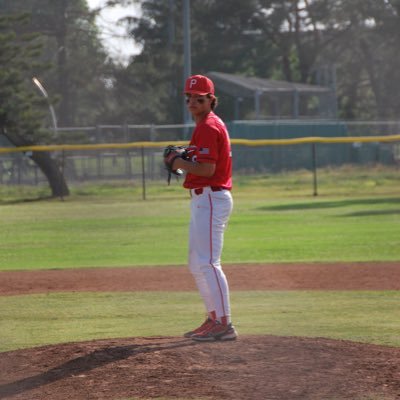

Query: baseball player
164 75 237 341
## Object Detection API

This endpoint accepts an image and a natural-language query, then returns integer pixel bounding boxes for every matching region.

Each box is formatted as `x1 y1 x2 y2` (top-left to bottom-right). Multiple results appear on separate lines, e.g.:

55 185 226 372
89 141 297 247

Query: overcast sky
86 0 142 64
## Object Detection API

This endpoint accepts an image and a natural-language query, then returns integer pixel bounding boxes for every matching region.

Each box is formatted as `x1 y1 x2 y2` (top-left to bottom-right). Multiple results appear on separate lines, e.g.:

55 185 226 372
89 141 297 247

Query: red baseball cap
184 75 215 95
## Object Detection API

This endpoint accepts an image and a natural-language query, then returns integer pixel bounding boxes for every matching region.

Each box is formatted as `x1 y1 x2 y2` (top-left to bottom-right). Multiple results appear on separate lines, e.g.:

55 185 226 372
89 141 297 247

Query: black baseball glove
163 145 189 184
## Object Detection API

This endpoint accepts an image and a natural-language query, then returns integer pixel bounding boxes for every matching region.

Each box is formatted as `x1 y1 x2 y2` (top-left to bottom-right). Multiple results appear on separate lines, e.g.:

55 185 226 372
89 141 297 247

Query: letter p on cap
184 75 215 95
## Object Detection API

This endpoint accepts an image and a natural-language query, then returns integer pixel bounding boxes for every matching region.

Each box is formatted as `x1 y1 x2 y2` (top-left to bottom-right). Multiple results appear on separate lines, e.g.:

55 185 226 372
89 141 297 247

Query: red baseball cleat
191 320 238 342
183 317 215 338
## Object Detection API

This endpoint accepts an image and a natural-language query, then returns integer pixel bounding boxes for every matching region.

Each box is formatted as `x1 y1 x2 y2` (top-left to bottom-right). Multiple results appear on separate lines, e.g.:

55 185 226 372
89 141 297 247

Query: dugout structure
207 71 337 120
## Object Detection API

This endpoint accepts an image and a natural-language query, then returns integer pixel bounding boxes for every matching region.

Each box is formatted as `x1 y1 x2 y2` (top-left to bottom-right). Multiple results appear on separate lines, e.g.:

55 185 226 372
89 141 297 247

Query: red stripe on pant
208 193 226 319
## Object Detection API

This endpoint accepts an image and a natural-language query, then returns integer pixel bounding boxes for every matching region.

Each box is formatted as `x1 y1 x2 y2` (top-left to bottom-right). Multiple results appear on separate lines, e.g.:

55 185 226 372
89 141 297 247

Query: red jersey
183 111 232 190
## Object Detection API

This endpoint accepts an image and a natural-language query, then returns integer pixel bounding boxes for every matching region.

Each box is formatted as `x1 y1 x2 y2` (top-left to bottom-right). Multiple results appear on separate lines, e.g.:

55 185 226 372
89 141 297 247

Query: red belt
193 186 224 195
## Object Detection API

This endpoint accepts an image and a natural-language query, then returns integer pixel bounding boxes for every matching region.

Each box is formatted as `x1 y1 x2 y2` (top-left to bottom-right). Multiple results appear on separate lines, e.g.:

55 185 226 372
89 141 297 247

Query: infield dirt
1 262 399 400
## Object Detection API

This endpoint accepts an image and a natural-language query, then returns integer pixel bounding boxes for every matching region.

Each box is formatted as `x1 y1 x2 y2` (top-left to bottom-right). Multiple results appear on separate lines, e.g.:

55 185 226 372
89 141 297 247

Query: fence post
123 123 129 142
312 143 318 196
60 150 66 202
150 124 156 141
96 125 102 179
141 146 146 200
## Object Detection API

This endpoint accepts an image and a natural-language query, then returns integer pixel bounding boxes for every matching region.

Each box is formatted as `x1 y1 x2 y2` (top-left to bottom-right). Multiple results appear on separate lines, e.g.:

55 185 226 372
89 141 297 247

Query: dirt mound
1 336 399 400
1 262 400 399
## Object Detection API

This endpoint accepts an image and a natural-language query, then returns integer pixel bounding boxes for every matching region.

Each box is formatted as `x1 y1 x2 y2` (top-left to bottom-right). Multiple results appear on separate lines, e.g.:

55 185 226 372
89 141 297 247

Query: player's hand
163 146 187 173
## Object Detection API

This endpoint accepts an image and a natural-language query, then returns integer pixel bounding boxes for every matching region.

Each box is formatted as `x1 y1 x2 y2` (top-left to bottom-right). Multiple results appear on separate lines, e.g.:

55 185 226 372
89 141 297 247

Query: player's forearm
174 158 215 177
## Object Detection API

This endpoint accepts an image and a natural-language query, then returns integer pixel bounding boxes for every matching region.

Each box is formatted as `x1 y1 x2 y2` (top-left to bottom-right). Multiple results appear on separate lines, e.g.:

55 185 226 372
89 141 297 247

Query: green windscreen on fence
227 120 394 171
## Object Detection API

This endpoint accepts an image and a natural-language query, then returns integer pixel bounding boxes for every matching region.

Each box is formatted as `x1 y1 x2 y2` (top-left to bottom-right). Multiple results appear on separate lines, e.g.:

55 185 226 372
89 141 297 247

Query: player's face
185 94 212 115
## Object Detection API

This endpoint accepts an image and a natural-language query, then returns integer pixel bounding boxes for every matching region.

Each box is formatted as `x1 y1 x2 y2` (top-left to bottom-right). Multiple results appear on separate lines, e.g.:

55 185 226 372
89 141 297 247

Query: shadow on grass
258 197 400 212
341 209 400 217
0 196 57 205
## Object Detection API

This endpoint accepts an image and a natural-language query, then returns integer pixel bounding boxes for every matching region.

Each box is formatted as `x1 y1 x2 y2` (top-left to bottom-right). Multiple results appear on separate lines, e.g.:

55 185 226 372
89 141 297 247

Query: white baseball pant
188 187 233 321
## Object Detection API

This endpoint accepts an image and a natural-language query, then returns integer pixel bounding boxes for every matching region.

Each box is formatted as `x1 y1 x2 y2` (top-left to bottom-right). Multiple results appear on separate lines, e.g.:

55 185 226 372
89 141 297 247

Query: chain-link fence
1 120 399 187
50 124 195 144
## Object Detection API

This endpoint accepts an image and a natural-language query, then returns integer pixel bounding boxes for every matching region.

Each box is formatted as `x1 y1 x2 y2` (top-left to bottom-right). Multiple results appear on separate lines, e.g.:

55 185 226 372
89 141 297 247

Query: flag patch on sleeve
199 147 210 154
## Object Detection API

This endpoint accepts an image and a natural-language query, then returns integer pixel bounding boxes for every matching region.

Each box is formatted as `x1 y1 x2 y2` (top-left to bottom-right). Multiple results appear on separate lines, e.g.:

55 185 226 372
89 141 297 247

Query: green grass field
1 291 399 352
0 166 399 352
1 167 399 270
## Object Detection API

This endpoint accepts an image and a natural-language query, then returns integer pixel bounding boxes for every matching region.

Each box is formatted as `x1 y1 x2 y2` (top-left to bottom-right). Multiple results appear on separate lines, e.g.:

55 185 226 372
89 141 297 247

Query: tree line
1 0 399 196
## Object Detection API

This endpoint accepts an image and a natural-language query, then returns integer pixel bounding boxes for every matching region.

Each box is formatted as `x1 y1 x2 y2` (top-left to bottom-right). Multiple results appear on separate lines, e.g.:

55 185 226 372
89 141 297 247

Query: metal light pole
32 77 58 137
183 0 192 137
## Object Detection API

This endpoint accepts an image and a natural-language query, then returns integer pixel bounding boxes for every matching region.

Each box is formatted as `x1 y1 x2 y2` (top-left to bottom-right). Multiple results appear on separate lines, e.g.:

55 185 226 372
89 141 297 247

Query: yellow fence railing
1 134 400 154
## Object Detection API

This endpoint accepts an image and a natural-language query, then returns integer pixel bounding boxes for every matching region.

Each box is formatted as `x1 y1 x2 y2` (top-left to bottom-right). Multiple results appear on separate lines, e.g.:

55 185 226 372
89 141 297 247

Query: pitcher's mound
1 335 400 400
